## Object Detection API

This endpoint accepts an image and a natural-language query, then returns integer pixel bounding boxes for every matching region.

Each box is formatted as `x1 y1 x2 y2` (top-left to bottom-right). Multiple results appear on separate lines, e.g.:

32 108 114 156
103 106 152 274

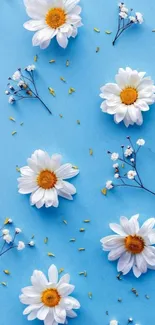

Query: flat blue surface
1 0 155 324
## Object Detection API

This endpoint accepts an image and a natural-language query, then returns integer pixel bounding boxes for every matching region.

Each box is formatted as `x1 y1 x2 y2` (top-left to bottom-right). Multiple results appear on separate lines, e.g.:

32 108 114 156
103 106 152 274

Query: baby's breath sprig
104 136 155 197
113 3 144 46
0 221 34 257
5 65 52 114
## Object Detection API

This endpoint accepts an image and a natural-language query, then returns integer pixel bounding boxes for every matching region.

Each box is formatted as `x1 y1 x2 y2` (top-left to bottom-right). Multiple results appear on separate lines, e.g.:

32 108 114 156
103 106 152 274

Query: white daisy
100 214 155 277
23 0 82 49
100 67 155 127
18 150 79 209
20 264 80 324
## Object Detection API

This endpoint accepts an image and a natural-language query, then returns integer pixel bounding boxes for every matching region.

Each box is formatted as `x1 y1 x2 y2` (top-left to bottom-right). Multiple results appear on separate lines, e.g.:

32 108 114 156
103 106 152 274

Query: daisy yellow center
120 87 138 105
124 235 145 254
41 288 60 307
45 8 66 29
37 170 57 189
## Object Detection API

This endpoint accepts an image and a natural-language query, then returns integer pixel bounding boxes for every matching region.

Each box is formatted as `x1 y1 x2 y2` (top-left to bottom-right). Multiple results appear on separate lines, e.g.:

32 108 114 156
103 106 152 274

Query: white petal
128 214 140 234
24 19 46 31
53 308 66 324
136 254 147 273
30 187 44 204
20 294 41 305
20 166 35 176
135 100 150 111
51 154 62 170
58 283 75 297
61 181 76 195
117 252 131 272
57 189 73 200
57 274 70 286
40 39 51 49
142 247 155 266
133 264 142 278
121 255 134 275
22 286 40 297
108 246 125 261
37 306 50 320
44 310 54 325
138 218 155 236
27 310 39 320
100 235 124 250
55 306 66 323
48 264 58 283
32 28 56 47
23 303 43 315
31 270 48 290
55 163 79 179
109 223 127 236
63 296 80 310
56 32 68 48
120 216 131 234
66 310 77 318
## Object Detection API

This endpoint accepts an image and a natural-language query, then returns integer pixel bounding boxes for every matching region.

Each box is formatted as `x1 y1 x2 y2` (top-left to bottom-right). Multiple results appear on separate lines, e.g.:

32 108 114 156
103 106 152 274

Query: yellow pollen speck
37 170 57 189
46 8 66 29
125 235 145 254
42 288 60 307
120 87 138 105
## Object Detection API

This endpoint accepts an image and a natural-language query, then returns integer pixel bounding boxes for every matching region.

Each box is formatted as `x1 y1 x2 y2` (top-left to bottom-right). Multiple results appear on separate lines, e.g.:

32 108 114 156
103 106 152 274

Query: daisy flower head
20 264 80 324
18 150 79 209
100 67 155 127
100 214 155 277
23 0 83 49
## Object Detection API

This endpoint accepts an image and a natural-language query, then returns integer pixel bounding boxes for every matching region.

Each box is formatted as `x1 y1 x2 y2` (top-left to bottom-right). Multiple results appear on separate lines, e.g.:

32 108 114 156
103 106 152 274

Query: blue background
1 0 155 324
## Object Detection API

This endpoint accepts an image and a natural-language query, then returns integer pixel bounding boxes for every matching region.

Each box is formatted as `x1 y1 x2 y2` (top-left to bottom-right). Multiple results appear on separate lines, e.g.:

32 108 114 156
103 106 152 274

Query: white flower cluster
118 3 144 23
0 220 35 256
105 138 145 190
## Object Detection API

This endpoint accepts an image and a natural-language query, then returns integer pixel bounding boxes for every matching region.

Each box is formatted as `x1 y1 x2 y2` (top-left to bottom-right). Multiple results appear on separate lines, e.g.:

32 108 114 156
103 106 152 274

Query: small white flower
101 214 155 277
130 158 134 162
106 180 113 190
8 218 13 224
129 16 136 23
12 70 21 81
124 147 133 157
2 229 9 235
110 321 118 325
114 173 119 179
119 11 128 19
29 240 35 247
4 234 12 244
5 90 10 95
127 170 137 179
23 0 82 49
136 12 144 24
137 138 145 146
8 96 15 104
15 228 22 234
18 150 79 209
26 64 35 72
113 163 119 168
100 67 155 127
118 2 125 9
17 241 25 251
18 80 25 87
20 264 80 324
121 6 128 13
111 153 119 161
